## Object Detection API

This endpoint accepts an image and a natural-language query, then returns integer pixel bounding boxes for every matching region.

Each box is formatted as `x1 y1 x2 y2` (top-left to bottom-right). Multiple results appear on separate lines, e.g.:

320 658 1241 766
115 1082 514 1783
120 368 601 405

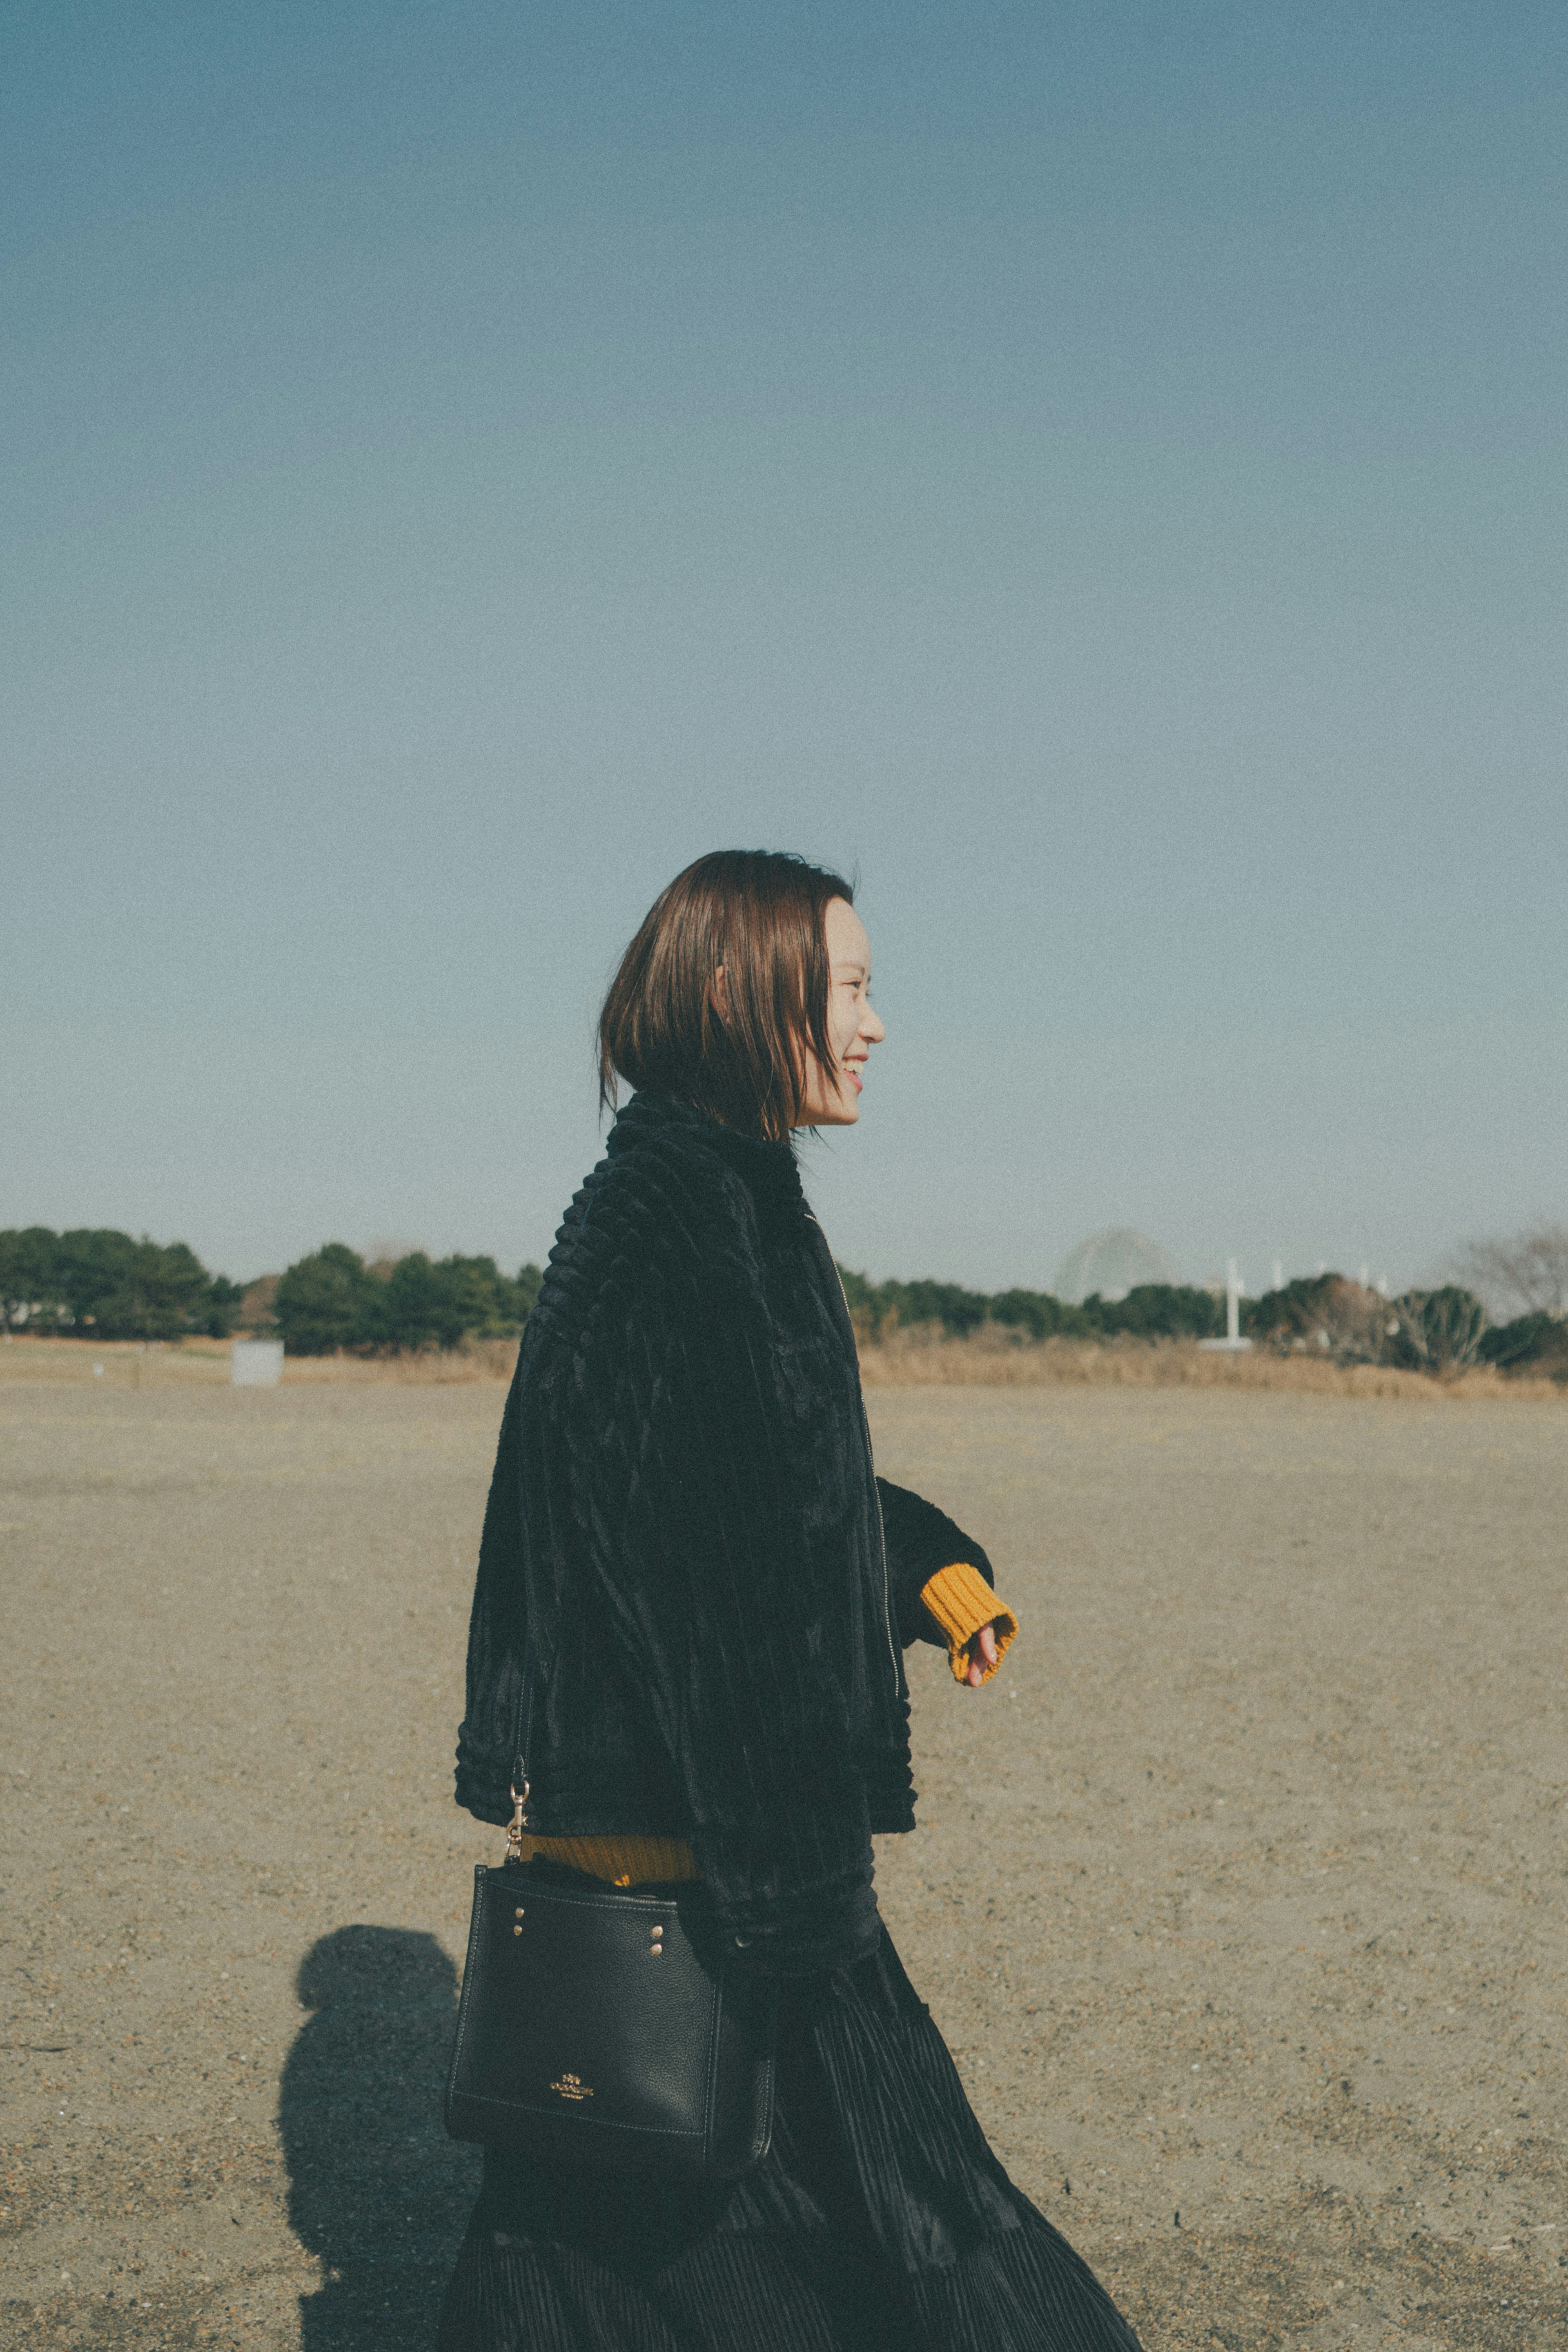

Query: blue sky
5 2 1565 1291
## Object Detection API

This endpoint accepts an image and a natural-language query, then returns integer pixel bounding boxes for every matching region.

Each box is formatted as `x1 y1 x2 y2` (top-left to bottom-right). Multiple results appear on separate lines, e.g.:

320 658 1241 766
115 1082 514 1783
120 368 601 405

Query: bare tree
1457 1222 1568 1321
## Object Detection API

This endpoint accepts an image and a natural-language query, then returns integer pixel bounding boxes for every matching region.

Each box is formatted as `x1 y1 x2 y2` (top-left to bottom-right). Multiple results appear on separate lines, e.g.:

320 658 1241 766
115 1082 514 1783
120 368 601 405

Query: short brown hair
598 850 853 1141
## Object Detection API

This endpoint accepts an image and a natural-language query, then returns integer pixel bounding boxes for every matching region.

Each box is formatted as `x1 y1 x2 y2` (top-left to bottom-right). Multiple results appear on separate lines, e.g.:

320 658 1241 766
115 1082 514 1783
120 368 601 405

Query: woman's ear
709 962 730 1022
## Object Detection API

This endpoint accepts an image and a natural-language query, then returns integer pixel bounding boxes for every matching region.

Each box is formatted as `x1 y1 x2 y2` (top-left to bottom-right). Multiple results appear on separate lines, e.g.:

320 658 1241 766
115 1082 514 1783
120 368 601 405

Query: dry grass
270 1335 522 1383
0 1333 521 1387
856 1326 1566 1401
6 1328 1561 1403
0 1335 230 1385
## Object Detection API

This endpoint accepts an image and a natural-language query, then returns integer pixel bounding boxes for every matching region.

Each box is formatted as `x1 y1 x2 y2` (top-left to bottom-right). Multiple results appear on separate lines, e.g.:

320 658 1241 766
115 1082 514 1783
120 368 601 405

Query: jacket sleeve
453 1360 528 1828
574 1267 882 1977
875 1475 998 1650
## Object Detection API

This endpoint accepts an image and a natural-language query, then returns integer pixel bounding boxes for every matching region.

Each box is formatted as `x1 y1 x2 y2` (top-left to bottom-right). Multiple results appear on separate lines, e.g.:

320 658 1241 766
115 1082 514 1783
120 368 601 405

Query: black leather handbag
445 1781 777 2181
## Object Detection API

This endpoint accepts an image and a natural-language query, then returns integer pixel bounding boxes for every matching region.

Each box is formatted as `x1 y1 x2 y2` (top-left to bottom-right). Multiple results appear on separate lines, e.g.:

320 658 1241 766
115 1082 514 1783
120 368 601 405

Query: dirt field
2 1367 1564 2350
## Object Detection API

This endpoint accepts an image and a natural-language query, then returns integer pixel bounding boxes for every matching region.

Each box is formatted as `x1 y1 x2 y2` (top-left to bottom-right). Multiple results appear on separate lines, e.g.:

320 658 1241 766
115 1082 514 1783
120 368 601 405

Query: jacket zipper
807 1212 900 1696
865 1407 899 1694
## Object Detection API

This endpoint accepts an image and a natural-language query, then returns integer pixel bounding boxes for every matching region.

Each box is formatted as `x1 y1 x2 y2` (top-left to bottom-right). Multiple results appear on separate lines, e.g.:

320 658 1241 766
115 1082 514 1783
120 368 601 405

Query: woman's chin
796 1099 859 1131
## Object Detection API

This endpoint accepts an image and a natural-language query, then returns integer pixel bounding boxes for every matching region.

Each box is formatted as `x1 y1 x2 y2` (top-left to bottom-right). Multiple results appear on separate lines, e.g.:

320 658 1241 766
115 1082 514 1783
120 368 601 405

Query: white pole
1272 1259 1283 1293
1199 1258 1254 1352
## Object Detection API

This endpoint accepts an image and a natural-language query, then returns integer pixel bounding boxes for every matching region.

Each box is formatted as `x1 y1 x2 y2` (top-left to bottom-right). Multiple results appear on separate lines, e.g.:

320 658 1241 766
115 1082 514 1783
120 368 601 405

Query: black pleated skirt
437 1924 1143 2352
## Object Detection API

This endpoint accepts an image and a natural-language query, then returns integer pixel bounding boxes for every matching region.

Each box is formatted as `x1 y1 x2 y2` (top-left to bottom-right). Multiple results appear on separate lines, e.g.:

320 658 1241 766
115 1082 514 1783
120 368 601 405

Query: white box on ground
232 1339 284 1387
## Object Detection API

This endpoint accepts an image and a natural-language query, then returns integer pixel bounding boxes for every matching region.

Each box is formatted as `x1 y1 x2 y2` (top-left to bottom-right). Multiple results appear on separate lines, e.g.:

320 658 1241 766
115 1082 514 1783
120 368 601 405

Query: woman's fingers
966 1621 1001 1687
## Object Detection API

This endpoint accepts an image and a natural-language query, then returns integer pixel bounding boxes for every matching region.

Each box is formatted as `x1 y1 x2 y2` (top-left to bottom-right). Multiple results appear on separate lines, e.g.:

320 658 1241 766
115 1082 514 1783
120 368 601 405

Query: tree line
268 1244 543 1354
0 1227 243 1340
0 1229 542 1353
837 1266 1565 1377
3 1226 1562 1377
837 1269 1231 1342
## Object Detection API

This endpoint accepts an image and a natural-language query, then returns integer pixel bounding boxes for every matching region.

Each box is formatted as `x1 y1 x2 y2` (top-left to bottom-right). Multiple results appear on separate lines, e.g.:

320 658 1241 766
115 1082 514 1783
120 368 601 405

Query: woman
441 851 1143 2351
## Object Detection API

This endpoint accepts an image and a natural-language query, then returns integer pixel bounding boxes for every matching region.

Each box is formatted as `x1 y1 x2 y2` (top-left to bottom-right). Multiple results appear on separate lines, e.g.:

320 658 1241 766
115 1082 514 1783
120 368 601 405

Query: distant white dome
1054 1229 1182 1305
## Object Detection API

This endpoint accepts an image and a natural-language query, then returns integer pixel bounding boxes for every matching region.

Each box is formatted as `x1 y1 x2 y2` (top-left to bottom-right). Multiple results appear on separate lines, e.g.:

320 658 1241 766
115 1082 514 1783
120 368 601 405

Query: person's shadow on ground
280 1926 481 2352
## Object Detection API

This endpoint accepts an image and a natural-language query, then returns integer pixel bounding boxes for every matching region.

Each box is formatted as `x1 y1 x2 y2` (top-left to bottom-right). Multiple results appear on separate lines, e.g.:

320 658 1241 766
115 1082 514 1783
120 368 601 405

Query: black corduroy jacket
454 1089 997 1973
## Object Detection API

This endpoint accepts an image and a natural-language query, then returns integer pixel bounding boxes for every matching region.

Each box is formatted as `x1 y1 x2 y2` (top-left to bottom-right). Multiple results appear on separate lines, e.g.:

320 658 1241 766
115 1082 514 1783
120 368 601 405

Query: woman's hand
964 1622 1000 1688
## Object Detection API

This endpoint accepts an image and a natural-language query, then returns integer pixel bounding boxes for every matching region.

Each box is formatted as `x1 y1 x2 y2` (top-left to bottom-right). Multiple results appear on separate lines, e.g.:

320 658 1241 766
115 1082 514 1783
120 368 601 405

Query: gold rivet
652 1924 664 1936
514 1907 525 1918
513 1925 522 1937
651 1942 663 1955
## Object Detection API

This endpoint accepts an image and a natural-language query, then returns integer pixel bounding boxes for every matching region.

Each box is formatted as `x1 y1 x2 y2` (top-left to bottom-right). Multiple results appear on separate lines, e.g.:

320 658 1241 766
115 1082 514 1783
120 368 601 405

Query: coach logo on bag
550 2071 594 2102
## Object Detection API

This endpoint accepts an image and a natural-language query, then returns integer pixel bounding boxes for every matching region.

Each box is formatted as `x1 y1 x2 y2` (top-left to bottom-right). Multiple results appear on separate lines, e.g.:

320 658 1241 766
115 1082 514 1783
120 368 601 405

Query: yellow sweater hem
521 1831 701 1886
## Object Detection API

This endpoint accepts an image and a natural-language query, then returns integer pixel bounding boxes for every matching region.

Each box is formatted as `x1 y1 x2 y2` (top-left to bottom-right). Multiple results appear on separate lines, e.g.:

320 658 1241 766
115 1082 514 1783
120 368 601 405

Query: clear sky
6 2 1565 1293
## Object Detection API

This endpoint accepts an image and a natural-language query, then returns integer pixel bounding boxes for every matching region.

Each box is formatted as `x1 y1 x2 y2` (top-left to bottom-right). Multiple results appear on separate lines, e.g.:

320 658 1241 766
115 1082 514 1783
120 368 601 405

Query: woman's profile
440 849 1142 2350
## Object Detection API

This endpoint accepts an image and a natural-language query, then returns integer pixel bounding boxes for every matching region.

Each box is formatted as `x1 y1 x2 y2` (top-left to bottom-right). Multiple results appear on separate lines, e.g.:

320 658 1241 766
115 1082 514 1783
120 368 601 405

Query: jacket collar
607 1090 806 1214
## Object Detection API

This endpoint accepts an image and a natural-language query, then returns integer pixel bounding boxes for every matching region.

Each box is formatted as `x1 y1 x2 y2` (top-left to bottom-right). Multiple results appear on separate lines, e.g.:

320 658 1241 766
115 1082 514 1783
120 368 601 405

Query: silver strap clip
503 1777 530 1862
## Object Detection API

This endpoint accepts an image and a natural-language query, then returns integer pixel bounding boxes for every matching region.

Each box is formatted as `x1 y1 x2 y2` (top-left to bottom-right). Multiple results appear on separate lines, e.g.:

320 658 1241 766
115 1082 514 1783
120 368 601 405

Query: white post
1272 1258 1283 1293
1200 1260 1254 1350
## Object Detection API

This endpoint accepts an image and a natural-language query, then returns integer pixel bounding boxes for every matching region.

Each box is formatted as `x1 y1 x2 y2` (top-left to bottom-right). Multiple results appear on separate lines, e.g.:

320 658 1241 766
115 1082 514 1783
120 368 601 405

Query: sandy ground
2 1371 1564 2351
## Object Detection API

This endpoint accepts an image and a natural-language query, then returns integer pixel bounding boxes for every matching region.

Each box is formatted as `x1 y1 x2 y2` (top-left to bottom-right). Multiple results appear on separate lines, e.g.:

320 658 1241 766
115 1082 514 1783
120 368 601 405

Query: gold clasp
503 1777 530 1862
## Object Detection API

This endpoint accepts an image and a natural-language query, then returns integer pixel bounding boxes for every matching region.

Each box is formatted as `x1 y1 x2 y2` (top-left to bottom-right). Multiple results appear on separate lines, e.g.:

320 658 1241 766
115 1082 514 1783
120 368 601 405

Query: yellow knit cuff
920 1561 1019 1685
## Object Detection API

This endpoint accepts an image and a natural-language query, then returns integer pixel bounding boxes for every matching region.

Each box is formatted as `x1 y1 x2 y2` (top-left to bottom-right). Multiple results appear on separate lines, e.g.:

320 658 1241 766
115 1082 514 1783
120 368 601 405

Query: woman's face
796 897 886 1128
